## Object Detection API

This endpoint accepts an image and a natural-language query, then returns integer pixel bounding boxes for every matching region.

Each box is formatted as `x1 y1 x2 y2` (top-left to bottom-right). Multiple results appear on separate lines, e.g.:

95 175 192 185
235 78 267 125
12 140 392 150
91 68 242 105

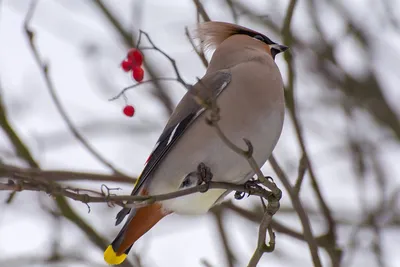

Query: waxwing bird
104 21 288 265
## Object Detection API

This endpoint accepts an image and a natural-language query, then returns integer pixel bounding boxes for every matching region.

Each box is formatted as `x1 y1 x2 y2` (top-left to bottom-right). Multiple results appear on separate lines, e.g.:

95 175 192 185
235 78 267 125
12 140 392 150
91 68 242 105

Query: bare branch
109 30 192 102
0 163 135 183
24 1 127 177
21 4 133 265
212 207 236 267
225 0 239 23
1 176 272 208
138 30 190 88
294 153 308 194
269 155 322 267
91 0 175 115
185 26 209 68
109 78 178 101
281 0 338 262
247 197 279 267
192 0 211 22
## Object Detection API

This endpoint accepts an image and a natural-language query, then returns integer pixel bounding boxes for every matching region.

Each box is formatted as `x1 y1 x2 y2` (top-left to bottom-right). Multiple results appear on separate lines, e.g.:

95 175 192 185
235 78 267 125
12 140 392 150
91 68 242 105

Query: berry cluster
121 48 144 82
120 48 145 117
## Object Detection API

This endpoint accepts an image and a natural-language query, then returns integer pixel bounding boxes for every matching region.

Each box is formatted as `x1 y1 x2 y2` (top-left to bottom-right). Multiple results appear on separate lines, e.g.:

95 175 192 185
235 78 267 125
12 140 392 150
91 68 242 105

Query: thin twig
280 1 331 266
192 0 211 22
22 4 133 265
0 95 38 168
0 163 135 183
0 83 39 203
91 0 175 115
222 201 346 252
225 0 239 23
109 31 192 102
294 153 308 194
247 203 278 267
24 5 127 177
91 0 132 44
269 155 322 267
212 207 236 267
222 202 303 240
281 0 338 261
0 179 271 207
200 259 214 267
138 30 190 88
109 78 178 101
185 26 209 68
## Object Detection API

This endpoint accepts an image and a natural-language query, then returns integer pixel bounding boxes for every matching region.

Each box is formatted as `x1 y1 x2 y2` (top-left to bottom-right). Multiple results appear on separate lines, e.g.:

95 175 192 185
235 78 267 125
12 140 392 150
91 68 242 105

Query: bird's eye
253 35 265 42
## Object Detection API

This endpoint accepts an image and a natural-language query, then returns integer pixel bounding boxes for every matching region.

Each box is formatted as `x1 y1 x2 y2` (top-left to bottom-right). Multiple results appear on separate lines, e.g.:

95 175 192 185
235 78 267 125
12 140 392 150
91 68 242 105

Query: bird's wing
115 70 231 225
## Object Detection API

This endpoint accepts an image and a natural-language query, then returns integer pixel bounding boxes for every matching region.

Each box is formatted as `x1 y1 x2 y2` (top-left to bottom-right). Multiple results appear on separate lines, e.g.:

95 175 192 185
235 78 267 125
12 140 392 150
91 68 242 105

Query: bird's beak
271 44 289 53
269 43 289 59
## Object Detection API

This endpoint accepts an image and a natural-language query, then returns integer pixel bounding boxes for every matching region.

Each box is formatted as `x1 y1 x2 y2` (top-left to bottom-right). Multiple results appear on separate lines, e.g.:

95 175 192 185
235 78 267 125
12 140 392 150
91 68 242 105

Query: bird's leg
196 162 213 192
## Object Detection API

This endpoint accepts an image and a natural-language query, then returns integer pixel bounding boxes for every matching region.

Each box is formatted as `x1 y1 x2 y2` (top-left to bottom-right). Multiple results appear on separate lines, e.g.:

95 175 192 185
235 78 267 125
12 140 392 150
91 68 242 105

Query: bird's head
196 21 288 60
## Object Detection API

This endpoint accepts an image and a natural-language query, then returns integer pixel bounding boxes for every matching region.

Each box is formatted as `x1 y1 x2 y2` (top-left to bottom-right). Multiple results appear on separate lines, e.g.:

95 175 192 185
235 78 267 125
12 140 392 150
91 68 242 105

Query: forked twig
109 30 191 102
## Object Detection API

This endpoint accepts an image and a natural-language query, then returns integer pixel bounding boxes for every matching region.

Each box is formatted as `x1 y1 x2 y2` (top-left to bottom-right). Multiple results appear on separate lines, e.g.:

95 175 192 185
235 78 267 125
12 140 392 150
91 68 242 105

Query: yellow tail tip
104 245 127 265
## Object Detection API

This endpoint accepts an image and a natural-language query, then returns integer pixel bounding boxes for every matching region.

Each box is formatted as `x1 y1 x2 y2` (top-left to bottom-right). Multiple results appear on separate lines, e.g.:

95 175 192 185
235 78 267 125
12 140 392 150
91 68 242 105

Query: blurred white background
1 0 400 266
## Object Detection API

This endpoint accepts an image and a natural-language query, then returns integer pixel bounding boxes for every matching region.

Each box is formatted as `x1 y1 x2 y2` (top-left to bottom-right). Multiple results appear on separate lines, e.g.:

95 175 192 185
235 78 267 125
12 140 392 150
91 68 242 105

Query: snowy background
1 0 400 266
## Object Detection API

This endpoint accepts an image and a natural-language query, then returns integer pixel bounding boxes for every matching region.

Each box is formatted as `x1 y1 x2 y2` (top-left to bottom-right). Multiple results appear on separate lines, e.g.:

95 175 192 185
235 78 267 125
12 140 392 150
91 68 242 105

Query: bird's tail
104 202 168 265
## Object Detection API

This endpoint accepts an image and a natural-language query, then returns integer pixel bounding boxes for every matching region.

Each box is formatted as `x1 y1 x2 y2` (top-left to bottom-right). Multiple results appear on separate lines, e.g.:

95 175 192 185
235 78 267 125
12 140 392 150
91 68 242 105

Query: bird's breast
148 59 285 214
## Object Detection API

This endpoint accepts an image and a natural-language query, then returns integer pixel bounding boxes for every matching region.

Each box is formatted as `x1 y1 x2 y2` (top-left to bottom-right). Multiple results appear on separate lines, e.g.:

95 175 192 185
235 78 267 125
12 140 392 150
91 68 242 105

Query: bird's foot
234 179 263 200
197 162 213 192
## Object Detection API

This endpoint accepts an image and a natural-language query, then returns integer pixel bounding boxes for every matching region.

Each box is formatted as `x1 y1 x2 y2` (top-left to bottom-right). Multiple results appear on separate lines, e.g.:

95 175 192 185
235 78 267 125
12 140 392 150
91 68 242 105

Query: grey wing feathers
115 70 232 225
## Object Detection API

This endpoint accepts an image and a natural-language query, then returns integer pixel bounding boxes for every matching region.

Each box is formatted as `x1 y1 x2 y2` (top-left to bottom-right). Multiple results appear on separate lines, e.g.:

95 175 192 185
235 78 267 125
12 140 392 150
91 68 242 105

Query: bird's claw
234 191 246 200
235 179 262 200
197 162 213 192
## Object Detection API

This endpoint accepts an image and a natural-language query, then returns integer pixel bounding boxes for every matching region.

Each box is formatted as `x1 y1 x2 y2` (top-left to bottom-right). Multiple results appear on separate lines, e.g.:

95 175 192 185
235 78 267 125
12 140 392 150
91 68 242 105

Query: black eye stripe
253 35 264 41
236 29 275 45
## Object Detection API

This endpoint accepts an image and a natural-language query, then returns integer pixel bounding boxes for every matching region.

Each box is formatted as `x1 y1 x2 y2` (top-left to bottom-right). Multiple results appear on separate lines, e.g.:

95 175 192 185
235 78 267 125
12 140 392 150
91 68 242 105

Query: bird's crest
194 21 264 52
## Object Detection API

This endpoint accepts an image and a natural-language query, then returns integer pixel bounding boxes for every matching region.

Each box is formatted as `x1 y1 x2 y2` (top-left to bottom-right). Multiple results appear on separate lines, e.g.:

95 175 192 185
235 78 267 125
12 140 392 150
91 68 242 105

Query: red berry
132 67 144 82
123 105 135 117
121 59 132 72
127 48 143 66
